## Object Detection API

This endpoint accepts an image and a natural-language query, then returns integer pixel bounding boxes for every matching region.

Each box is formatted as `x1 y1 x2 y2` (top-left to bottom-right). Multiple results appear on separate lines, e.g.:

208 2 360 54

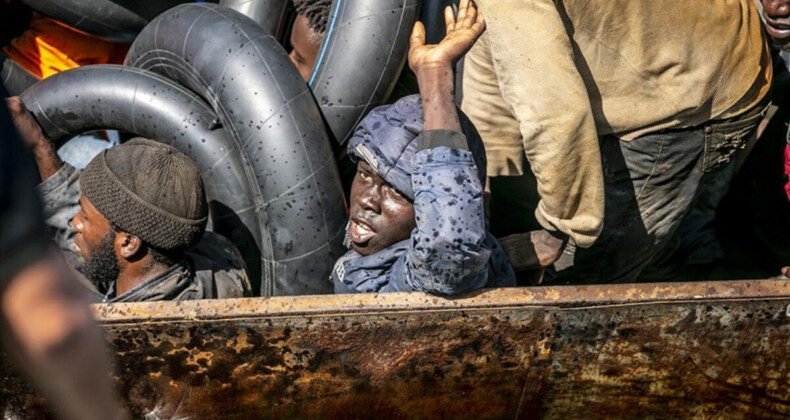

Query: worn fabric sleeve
461 31 526 176
397 131 490 295
37 163 82 267
476 0 604 247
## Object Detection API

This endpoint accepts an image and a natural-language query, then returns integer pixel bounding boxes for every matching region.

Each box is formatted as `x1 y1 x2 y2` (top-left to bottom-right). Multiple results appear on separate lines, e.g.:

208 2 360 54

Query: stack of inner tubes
18 0 191 43
17 0 425 296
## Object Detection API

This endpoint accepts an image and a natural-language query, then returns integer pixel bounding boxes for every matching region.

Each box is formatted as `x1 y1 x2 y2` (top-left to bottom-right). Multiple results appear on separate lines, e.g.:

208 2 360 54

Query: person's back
478 0 771 140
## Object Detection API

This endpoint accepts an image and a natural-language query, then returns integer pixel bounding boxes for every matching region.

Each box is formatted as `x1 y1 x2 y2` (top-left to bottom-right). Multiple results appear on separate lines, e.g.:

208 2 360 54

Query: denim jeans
548 102 769 284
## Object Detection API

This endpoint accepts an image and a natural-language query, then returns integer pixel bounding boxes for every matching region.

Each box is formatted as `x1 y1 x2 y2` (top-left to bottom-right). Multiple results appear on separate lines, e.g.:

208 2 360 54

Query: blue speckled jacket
332 129 516 295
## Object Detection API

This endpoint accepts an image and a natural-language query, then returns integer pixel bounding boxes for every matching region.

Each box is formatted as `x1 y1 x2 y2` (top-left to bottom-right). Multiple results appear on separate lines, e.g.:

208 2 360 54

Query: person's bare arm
409 0 483 133
5 96 62 180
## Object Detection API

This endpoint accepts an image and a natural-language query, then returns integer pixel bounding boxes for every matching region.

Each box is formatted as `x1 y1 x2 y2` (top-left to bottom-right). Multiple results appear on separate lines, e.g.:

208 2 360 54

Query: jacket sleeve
396 130 491 295
475 0 604 248
37 164 82 267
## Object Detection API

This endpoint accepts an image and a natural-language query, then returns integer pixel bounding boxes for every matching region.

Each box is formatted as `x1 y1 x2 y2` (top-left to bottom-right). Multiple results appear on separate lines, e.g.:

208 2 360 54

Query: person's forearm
1 252 124 420
415 64 462 133
30 140 63 181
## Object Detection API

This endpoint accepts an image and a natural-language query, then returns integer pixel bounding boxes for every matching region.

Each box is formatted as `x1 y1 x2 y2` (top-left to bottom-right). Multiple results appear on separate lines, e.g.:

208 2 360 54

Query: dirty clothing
0 84 49 285
463 0 772 250
38 164 251 302
549 103 768 283
102 232 253 303
333 130 516 295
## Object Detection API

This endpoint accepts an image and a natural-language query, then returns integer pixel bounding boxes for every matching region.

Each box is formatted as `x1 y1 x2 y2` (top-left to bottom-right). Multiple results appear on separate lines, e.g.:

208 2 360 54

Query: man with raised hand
332 0 516 295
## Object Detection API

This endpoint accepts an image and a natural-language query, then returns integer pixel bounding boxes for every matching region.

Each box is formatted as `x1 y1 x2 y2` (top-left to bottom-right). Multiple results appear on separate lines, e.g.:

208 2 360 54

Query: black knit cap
80 138 208 251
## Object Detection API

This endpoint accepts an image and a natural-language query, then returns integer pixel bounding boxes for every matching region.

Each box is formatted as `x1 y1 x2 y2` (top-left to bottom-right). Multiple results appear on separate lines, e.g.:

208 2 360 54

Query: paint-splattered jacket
332 130 516 295
38 164 252 302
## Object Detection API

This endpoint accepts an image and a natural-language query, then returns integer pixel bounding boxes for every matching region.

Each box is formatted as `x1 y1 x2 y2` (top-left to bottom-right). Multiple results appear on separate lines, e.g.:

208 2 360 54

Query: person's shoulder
188 231 244 266
186 231 252 297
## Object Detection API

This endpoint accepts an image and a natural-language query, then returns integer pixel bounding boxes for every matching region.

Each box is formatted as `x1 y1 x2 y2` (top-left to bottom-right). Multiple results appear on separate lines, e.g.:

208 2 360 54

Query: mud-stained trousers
544 102 769 284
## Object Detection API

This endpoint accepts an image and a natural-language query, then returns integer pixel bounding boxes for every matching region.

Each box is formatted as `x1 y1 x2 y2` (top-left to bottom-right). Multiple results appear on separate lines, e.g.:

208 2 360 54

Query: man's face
72 195 120 283
763 0 790 50
288 14 321 81
348 161 416 256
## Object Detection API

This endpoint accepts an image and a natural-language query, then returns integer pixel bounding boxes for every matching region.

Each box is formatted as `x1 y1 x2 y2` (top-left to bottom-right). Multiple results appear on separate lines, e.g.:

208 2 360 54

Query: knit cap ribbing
80 138 208 251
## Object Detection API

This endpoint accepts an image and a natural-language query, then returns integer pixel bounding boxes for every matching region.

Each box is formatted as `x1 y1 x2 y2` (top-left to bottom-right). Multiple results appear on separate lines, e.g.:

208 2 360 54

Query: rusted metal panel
1 279 788 419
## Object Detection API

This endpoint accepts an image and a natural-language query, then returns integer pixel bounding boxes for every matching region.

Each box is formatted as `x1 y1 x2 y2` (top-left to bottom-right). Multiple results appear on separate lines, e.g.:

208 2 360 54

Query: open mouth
765 18 790 42
349 219 376 244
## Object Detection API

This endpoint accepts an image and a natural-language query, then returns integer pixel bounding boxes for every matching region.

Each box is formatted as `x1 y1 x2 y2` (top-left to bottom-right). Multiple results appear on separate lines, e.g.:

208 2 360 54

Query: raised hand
5 96 62 180
409 0 486 73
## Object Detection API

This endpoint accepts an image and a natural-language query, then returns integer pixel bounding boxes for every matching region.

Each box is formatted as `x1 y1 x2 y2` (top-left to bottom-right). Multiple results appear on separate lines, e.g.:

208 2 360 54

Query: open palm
409 0 486 72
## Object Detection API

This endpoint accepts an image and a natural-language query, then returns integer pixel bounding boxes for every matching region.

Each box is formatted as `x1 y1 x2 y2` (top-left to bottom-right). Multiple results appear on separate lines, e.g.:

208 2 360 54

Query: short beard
83 231 121 287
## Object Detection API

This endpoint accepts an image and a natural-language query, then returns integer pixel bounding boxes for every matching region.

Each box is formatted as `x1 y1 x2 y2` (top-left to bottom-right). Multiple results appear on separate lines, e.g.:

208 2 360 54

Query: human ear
116 233 143 259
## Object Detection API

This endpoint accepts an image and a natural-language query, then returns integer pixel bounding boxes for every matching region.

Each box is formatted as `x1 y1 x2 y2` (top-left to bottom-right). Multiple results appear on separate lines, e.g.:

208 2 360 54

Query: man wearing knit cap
6 99 251 302
332 0 515 295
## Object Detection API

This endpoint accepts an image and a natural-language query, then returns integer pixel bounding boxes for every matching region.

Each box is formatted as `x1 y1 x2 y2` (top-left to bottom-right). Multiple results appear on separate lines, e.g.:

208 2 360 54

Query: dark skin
763 0 790 50
288 14 321 81
348 161 416 256
73 196 170 296
6 97 171 296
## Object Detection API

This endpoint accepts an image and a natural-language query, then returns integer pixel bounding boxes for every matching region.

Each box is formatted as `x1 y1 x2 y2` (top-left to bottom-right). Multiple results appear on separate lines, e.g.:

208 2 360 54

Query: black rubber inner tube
419 0 455 45
19 65 263 294
219 0 291 41
18 0 191 42
308 0 421 145
126 3 347 297
1 51 40 96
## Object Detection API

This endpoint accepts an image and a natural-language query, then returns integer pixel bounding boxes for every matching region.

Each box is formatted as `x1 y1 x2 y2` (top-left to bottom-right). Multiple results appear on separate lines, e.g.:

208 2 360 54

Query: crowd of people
1 0 789 417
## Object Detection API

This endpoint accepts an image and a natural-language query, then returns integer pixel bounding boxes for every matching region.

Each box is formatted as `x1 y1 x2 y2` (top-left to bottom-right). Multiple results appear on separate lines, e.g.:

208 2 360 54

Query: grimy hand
5 96 63 180
5 96 50 151
499 229 569 272
409 0 485 74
